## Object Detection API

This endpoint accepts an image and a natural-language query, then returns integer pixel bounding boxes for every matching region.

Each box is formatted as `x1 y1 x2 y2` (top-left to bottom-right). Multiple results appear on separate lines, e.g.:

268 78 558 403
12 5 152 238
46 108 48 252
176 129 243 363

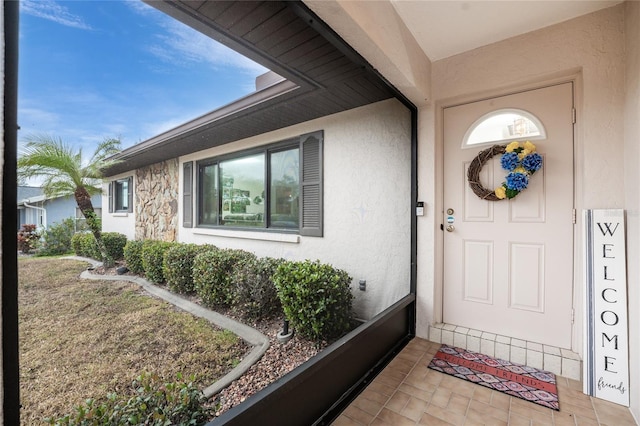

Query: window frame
194 131 322 236
108 176 133 213
196 140 297 232
461 108 547 149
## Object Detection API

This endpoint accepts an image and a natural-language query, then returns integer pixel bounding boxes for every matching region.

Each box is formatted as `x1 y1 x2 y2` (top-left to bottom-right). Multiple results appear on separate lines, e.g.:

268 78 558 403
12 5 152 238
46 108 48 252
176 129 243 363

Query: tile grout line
366 348 427 425
590 396 602 426
397 345 437 425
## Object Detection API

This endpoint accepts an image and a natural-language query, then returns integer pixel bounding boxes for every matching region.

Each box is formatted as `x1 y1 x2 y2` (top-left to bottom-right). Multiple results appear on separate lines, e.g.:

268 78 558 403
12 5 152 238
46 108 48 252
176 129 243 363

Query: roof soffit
106 1 397 176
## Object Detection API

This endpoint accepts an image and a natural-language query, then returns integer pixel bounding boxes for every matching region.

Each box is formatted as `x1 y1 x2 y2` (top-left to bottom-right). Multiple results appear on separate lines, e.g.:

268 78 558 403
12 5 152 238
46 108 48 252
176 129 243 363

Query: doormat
428 345 559 411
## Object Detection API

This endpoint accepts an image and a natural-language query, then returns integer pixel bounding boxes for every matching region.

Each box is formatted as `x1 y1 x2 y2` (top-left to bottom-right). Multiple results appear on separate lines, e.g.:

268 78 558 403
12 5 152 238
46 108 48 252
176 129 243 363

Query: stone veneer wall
135 159 179 242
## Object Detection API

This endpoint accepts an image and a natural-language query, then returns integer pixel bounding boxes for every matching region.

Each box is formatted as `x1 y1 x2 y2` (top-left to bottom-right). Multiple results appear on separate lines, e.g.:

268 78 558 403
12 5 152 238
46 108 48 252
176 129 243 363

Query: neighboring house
18 185 102 231
102 1 640 422
16 186 43 228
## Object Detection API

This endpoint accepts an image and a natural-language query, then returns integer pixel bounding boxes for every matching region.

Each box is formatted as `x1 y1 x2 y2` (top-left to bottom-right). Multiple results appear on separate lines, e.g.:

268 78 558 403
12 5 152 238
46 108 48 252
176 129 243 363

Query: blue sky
18 0 267 154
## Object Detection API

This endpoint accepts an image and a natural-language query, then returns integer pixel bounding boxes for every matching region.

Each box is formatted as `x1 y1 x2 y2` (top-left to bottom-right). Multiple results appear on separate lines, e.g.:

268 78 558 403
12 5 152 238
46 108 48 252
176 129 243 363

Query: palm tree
17 134 121 267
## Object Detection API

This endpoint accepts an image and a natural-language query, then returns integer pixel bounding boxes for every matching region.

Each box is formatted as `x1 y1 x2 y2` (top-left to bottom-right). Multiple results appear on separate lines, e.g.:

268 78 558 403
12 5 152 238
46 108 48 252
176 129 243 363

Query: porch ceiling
105 1 398 176
391 0 623 61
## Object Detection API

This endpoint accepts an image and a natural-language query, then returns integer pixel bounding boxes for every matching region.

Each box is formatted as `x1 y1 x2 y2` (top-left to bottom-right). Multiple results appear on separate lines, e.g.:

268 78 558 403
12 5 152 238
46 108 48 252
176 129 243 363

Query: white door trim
432 73 584 354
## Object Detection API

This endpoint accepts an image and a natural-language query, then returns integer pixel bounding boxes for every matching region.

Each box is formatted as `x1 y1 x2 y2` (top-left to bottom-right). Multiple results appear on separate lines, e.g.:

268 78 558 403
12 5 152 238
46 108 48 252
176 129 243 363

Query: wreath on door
467 141 543 201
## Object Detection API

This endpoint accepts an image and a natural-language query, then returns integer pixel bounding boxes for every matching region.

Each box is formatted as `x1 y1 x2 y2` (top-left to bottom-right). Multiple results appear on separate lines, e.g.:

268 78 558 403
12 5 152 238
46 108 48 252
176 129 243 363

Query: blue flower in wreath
505 172 529 191
500 152 520 171
522 152 543 172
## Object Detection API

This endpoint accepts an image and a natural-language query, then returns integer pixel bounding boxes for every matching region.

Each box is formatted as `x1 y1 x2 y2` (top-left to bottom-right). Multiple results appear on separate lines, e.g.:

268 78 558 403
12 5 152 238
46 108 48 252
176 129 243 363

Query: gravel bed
211 314 326 417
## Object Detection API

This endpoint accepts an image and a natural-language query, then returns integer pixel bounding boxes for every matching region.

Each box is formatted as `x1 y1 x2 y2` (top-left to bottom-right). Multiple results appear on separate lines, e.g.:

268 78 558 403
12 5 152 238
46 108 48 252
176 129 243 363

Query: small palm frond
84 137 122 179
17 134 122 199
79 178 105 196
40 179 78 199
18 135 83 191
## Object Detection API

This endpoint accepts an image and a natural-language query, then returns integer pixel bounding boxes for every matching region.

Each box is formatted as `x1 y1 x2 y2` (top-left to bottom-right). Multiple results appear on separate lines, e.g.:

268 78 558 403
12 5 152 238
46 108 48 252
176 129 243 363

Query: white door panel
443 83 574 348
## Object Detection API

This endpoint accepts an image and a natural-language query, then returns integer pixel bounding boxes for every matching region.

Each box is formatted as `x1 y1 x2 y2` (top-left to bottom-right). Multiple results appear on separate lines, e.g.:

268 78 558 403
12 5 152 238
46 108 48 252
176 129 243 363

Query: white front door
443 83 575 348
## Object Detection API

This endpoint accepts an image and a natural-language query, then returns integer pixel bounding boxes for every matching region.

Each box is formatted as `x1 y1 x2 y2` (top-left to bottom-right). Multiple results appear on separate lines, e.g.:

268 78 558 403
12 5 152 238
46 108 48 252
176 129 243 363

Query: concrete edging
65 256 270 398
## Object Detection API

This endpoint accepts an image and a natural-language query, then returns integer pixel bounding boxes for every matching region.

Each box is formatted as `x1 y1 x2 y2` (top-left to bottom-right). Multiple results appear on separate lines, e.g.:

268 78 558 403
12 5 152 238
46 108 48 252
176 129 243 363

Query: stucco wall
179 99 412 320
624 1 640 421
101 172 136 240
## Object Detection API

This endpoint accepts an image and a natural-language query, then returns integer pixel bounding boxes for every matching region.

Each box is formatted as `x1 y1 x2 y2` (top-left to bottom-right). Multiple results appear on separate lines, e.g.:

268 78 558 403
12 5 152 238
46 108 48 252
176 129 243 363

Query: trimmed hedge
232 256 285 320
193 248 256 308
141 241 177 284
274 260 354 341
123 240 145 274
103 232 127 261
70 232 83 256
163 244 215 294
70 232 127 261
85 239 358 342
82 233 100 259
71 233 99 259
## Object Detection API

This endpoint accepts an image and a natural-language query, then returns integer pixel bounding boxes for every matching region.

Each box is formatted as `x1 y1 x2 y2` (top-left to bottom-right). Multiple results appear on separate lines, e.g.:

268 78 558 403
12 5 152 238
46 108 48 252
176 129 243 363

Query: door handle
446 225 455 232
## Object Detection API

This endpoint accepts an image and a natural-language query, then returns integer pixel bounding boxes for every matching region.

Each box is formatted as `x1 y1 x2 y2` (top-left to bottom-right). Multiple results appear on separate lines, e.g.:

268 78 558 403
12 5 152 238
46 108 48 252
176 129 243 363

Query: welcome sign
584 209 629 406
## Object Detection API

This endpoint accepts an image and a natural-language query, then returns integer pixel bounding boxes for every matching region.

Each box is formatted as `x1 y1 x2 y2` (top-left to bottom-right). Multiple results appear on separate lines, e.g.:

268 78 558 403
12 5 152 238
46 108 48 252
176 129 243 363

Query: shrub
232 256 285 320
46 372 212 426
37 218 75 256
70 233 101 259
102 232 127 260
69 231 125 263
70 232 83 256
193 248 256 308
123 240 145 274
17 224 40 254
274 260 354 341
141 240 177 284
163 244 214 294
80 233 100 259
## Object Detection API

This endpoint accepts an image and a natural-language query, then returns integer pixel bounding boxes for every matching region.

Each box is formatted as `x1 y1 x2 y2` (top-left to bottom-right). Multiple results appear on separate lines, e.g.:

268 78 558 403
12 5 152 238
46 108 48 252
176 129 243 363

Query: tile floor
332 338 637 425
428 323 582 381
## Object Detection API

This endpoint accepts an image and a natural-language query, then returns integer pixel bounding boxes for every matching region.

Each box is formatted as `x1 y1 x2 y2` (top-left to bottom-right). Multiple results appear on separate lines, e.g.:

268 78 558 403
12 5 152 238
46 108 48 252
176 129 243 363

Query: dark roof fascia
142 0 321 92
104 1 405 177
105 78 300 173
290 1 417 112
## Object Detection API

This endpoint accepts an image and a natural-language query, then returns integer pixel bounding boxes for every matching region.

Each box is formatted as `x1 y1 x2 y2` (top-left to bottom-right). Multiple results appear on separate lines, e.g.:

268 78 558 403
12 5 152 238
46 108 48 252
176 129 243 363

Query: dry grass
19 257 248 425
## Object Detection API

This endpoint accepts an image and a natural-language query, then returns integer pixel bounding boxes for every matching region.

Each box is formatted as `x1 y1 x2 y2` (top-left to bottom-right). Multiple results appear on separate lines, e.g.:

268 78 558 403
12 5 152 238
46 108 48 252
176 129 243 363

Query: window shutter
183 161 193 228
108 181 114 213
299 131 323 237
127 176 133 213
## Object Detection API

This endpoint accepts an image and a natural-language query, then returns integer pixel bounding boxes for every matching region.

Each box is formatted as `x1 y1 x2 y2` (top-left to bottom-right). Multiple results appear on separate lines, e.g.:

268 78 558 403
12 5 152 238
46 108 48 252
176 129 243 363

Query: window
76 207 102 231
270 148 299 229
76 207 102 219
462 108 546 148
108 177 133 213
190 131 322 235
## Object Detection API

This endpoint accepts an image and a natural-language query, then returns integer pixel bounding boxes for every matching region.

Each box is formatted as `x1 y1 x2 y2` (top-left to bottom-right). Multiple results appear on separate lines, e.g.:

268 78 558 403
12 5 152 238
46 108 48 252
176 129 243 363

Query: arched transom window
462 108 546 148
